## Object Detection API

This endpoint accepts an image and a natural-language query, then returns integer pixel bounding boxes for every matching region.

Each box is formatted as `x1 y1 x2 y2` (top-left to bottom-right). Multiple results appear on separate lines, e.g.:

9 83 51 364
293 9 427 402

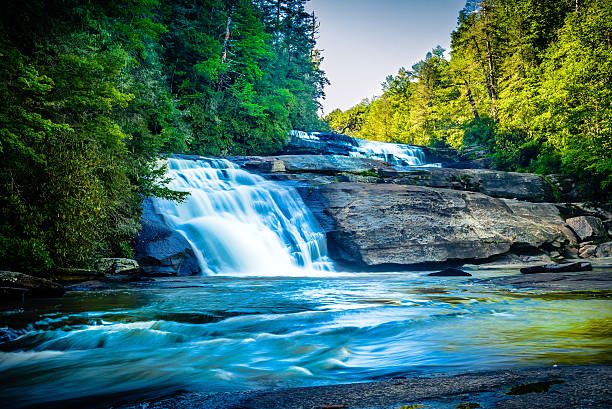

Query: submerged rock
520 262 592 274
428 268 472 277
0 271 65 297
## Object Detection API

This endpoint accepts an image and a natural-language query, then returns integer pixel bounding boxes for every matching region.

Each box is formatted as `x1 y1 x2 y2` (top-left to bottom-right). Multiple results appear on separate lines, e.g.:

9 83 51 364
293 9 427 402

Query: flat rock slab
114 365 612 409
484 270 612 291
520 261 592 274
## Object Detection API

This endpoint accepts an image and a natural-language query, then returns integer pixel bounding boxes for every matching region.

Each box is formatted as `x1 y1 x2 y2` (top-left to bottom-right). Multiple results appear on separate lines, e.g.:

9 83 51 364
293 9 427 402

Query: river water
1 153 611 407
1 271 611 407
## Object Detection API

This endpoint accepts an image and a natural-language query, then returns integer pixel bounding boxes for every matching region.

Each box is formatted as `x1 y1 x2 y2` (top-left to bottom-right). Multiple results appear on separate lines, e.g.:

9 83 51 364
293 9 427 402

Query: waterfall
351 139 435 167
149 157 333 276
289 130 440 167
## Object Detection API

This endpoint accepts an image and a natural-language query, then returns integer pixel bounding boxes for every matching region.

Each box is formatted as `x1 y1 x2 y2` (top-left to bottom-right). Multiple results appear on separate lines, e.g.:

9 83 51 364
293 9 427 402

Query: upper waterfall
149 157 333 276
288 130 440 167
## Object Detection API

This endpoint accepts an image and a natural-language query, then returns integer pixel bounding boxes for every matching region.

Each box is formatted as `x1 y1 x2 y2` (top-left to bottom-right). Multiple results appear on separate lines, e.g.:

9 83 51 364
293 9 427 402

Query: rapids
1 271 611 407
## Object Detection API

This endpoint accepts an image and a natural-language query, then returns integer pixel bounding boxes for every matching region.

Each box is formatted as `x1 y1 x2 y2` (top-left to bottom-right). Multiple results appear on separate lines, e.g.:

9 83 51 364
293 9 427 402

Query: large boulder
134 199 200 276
303 183 566 266
0 271 65 297
566 216 606 241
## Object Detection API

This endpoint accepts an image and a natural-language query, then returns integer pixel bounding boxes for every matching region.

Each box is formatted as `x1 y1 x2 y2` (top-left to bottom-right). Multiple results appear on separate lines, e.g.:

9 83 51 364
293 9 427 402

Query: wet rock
520 262 592 274
51 267 105 284
428 268 472 276
596 242 612 258
64 280 113 291
566 216 606 241
306 183 566 266
135 199 200 276
0 271 65 297
94 258 139 275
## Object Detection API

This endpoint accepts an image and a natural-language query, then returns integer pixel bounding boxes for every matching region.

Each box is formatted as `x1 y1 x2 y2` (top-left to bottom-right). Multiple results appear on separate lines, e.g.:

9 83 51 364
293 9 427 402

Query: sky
305 0 467 115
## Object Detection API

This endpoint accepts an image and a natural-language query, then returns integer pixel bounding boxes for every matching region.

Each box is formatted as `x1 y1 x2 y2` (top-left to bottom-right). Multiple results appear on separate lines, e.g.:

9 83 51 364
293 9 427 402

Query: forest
0 0 327 272
327 0 612 204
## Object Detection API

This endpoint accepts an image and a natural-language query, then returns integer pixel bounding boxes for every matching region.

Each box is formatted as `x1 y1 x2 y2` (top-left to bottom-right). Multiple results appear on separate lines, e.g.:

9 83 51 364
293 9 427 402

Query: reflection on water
1 270 611 407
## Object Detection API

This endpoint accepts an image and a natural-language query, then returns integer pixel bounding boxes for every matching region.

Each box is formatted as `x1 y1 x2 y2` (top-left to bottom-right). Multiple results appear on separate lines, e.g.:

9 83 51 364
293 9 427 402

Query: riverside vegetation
0 0 327 273
326 0 612 204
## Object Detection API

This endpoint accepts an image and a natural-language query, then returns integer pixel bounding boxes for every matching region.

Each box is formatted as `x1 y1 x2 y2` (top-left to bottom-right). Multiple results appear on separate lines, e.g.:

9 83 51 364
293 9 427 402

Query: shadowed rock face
134 199 200 276
303 183 566 266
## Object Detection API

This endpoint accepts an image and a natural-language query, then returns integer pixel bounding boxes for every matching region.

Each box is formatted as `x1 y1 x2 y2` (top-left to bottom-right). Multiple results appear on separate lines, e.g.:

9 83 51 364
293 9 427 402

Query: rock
520 262 592 274
579 244 598 258
65 280 113 291
428 268 472 276
445 158 492 169
566 216 606 241
238 154 393 175
388 168 555 202
94 258 139 275
595 242 612 258
303 183 566 266
237 155 554 202
51 268 105 284
0 271 65 297
560 225 579 246
134 199 200 276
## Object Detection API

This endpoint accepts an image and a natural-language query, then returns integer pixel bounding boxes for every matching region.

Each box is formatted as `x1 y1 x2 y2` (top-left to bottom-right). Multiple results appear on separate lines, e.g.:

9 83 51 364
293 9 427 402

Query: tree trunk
216 16 232 92
472 38 493 102
464 79 480 120
482 3 497 119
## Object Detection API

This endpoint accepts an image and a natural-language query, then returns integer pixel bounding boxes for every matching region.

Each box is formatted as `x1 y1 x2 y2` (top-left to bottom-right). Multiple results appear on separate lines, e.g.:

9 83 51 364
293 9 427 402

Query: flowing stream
0 157 610 408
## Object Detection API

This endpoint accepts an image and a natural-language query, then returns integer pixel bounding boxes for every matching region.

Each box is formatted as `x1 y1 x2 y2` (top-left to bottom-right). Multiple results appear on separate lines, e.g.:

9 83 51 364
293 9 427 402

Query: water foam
150 157 334 276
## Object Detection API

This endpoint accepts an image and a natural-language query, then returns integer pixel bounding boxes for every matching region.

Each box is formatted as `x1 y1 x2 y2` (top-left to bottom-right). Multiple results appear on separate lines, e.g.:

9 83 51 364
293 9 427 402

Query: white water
351 139 437 167
150 157 334 276
290 131 440 167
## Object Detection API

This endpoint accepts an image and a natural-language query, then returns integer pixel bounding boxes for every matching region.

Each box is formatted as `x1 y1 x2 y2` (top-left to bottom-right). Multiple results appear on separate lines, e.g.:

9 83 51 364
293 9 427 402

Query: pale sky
306 0 466 115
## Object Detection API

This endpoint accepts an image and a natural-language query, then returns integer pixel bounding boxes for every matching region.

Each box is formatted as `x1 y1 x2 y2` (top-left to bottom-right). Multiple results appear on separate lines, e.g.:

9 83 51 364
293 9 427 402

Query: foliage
325 0 612 202
0 0 328 272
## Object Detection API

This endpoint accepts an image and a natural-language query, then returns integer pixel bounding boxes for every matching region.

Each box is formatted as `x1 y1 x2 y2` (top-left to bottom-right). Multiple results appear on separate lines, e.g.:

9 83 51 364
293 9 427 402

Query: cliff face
238 155 569 267
135 148 610 274
305 182 566 266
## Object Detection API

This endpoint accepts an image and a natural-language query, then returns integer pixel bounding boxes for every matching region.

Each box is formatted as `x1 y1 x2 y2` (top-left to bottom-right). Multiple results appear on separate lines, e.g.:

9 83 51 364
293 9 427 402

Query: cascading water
149 157 333 276
289 130 440 167
350 139 436 167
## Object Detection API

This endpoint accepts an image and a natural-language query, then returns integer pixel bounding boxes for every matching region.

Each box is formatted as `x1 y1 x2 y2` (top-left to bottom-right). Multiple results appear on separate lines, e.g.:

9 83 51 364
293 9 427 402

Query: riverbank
114 365 612 409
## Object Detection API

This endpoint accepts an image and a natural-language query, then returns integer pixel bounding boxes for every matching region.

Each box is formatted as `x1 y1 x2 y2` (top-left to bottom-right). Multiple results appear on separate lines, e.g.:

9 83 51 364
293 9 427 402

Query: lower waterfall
149 157 333 276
